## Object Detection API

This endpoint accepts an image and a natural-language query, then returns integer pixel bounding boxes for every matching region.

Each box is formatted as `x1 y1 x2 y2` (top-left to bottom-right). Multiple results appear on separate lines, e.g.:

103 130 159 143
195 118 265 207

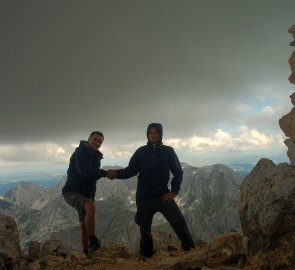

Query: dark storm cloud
0 0 294 144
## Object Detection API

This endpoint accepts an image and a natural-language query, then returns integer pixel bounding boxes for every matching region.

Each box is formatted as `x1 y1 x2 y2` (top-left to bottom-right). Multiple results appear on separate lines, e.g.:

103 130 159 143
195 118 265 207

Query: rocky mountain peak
279 24 295 166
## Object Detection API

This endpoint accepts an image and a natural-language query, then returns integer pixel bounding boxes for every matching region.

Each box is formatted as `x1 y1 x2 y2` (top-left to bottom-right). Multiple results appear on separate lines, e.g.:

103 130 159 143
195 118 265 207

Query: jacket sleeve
73 149 107 181
116 149 140 179
168 147 183 194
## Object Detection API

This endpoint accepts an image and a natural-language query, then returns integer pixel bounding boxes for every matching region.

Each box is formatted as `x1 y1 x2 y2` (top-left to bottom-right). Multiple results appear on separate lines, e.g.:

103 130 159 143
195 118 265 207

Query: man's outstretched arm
107 149 140 180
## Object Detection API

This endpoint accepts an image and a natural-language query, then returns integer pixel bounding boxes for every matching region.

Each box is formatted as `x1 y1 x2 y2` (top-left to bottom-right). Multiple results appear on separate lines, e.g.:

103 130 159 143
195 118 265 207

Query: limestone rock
206 232 248 265
25 260 40 270
41 239 69 258
67 249 89 266
156 249 207 270
290 92 295 105
239 158 295 269
94 242 131 259
289 25 295 38
39 255 73 270
279 107 295 140
0 214 22 269
285 138 295 165
28 241 40 262
289 52 295 72
289 72 295 84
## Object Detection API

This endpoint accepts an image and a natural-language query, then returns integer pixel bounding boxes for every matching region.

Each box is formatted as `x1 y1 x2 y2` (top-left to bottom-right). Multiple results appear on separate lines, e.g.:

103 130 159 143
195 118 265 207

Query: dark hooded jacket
62 140 107 198
116 123 183 201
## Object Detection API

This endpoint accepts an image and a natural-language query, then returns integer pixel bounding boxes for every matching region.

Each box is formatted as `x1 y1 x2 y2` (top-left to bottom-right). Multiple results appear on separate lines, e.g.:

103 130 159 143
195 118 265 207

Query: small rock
289 72 295 84
290 92 295 106
279 107 295 140
41 239 68 258
206 232 248 265
0 214 22 269
288 25 295 38
285 138 295 165
67 249 88 266
28 241 40 262
157 249 207 270
39 255 73 270
289 52 295 73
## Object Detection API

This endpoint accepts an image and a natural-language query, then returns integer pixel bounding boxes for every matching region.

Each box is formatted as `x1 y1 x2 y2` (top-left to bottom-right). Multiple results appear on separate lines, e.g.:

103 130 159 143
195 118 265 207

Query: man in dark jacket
108 123 195 257
62 131 107 255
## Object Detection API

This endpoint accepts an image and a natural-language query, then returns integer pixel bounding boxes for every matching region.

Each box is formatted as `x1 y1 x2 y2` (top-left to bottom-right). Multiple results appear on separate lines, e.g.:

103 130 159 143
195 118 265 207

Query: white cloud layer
0 127 284 171
165 127 284 153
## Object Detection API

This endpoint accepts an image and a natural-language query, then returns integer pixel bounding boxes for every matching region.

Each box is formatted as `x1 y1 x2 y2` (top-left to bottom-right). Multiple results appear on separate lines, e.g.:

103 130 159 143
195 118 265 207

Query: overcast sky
0 0 294 175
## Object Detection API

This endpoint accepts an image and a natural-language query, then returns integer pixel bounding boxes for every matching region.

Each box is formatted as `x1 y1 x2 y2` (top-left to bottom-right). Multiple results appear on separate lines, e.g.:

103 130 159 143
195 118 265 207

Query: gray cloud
0 0 294 145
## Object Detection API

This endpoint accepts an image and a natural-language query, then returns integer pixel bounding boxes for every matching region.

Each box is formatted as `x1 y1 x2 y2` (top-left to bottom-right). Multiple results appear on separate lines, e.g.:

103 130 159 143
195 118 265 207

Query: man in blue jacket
108 123 195 257
62 131 107 255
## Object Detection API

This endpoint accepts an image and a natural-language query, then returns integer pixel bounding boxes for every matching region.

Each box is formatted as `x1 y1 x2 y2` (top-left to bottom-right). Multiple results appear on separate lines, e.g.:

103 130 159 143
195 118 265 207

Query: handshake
106 169 117 180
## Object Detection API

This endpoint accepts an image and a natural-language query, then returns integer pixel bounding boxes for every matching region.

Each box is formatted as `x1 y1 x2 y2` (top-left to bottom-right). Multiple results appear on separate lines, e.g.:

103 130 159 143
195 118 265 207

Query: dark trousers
135 198 194 256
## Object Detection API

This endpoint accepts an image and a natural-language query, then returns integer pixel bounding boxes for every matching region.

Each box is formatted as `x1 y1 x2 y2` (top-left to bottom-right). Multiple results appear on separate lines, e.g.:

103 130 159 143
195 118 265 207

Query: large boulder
290 92 295 105
289 25 295 46
289 25 295 38
285 138 295 165
289 51 295 72
239 158 295 269
279 107 295 140
206 232 248 265
0 214 22 270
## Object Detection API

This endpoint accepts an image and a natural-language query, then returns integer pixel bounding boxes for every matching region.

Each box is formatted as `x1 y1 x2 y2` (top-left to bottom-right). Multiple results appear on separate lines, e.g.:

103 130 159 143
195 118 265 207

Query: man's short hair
89 131 104 139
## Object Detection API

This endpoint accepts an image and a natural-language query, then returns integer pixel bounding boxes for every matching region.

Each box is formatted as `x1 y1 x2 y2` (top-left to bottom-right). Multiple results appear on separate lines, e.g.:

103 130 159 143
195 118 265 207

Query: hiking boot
182 242 195 251
140 239 154 258
88 236 101 255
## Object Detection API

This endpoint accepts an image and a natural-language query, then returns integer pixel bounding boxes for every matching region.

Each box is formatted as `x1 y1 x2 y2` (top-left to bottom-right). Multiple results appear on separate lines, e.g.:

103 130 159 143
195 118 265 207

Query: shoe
140 250 154 258
88 236 101 255
140 239 154 258
182 242 195 251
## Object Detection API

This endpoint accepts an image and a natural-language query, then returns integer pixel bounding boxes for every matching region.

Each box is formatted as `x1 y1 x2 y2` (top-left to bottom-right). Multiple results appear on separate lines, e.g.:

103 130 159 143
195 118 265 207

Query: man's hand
161 192 176 202
106 169 117 180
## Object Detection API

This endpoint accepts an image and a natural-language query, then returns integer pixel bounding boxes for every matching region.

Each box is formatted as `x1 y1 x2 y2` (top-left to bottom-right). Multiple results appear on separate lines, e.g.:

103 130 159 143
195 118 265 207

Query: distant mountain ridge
0 162 242 251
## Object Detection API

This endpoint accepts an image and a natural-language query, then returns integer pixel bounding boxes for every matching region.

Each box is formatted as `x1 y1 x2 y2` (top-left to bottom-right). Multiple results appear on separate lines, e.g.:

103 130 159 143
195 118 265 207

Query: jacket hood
146 123 163 143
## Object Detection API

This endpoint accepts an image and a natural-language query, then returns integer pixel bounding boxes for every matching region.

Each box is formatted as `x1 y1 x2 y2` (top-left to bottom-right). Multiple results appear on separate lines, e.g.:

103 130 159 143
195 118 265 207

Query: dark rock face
0 214 22 270
239 158 295 269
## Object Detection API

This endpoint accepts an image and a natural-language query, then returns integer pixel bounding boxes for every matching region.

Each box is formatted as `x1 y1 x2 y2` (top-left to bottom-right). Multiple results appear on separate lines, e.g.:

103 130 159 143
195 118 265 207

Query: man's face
88 134 104 151
148 128 160 144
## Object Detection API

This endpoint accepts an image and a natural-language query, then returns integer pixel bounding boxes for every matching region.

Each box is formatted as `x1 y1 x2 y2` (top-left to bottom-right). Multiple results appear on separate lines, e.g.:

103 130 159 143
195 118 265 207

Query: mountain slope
0 163 242 249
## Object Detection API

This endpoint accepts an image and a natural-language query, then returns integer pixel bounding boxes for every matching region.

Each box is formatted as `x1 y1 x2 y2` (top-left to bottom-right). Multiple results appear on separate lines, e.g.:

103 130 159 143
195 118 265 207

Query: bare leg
84 200 96 236
80 220 88 252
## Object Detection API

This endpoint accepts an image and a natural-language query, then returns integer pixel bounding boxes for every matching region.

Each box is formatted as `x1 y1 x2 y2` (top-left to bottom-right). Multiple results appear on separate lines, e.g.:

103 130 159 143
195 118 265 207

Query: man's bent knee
84 200 95 213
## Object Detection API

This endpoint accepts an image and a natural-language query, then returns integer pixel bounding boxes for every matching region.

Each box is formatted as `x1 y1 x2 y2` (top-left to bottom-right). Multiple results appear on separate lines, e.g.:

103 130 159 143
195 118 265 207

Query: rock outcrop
0 214 22 270
285 138 295 165
289 24 295 46
236 25 295 270
239 158 295 269
279 25 295 165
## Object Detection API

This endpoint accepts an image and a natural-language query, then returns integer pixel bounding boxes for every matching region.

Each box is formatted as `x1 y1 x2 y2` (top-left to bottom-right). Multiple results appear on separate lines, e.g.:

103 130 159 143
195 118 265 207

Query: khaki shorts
63 192 93 221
